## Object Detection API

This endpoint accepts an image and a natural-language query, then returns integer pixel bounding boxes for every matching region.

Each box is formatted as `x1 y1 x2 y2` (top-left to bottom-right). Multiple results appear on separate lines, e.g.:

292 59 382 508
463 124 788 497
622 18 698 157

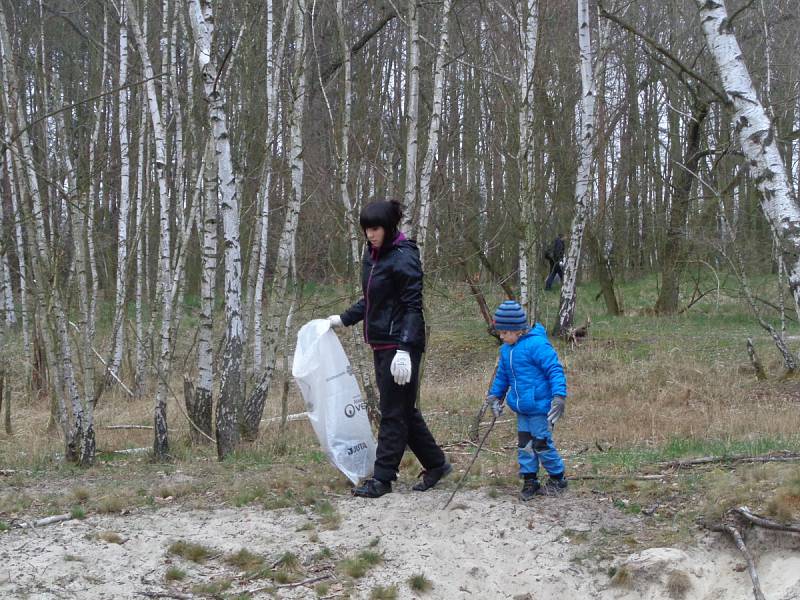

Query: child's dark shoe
520 477 540 501
412 462 453 491
352 478 392 498
536 477 568 496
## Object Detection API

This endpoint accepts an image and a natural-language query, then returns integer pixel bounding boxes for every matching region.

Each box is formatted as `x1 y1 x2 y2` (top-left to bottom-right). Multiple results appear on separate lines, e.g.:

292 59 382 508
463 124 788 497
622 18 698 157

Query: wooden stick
733 505 800 534
656 452 800 469
443 414 498 510
14 514 73 528
710 520 766 600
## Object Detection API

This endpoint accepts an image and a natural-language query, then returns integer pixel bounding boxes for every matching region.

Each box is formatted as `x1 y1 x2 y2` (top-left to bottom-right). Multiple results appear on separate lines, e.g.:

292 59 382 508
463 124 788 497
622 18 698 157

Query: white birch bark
556 0 596 336
696 0 800 315
58 106 97 465
111 2 130 381
0 66 30 381
0 124 14 330
417 0 450 266
249 1 291 376
126 0 173 459
188 0 244 458
242 0 306 439
134 102 148 397
518 0 539 318
0 6 84 461
402 0 420 234
192 139 217 441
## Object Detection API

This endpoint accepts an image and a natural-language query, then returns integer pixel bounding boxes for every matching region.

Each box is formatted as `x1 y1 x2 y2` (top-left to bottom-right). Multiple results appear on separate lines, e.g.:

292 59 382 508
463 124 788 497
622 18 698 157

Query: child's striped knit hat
493 300 528 331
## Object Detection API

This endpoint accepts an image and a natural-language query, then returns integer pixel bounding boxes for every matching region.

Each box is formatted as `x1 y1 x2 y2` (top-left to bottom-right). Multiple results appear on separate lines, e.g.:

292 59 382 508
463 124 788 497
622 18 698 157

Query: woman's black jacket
340 236 426 352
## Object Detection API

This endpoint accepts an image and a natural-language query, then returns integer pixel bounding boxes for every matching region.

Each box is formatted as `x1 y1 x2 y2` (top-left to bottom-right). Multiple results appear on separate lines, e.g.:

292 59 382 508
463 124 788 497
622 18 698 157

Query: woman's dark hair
359 199 403 241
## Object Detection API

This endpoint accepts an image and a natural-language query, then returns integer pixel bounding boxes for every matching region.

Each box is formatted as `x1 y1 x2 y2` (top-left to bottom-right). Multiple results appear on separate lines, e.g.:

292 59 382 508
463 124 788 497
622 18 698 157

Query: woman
328 199 451 498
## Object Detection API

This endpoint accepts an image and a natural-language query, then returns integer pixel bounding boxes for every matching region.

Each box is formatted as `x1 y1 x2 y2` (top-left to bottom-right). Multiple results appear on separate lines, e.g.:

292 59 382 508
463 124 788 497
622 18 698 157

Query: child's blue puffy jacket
488 324 567 416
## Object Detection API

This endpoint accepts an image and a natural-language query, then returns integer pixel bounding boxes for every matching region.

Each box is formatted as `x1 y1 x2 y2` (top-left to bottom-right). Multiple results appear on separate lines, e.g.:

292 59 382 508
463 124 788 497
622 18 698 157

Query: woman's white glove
390 350 412 385
327 315 344 329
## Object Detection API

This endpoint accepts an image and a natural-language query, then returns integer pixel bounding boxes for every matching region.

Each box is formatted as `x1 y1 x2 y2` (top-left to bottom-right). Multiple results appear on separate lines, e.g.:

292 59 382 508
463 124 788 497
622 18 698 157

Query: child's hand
487 395 504 418
548 396 566 428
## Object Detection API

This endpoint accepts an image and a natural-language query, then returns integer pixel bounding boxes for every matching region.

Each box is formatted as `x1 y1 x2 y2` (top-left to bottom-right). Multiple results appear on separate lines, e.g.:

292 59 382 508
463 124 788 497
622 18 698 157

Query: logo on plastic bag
344 400 367 418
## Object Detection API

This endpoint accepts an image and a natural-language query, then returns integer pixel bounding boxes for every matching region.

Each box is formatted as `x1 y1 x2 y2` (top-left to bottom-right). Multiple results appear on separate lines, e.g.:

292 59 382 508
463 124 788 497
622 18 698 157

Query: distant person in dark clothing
545 233 565 290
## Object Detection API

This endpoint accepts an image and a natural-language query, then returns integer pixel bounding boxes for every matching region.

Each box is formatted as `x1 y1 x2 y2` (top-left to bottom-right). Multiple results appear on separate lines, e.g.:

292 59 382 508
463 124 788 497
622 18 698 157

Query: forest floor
2 466 800 600
2 274 800 598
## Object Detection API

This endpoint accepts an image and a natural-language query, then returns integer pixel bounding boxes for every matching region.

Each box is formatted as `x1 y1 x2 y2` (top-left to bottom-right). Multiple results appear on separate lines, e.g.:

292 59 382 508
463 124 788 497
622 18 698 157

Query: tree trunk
241 0 307 441
518 0 540 321
417 0 451 265
696 0 800 314
188 0 244 459
402 0 420 234
654 96 710 314
555 0 596 337
126 0 173 460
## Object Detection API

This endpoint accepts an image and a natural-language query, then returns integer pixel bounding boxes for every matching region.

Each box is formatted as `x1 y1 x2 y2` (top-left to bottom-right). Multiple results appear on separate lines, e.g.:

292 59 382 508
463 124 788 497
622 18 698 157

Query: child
486 300 568 500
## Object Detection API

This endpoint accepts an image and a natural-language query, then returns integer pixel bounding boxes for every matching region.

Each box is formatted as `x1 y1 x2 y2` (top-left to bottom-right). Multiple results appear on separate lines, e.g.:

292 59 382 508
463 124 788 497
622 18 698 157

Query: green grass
408 573 433 592
587 436 800 474
164 567 186 582
168 540 213 563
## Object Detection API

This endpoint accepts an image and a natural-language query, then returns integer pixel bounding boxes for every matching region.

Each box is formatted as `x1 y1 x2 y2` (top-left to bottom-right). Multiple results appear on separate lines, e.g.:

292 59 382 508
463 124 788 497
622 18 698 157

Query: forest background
0 0 798 484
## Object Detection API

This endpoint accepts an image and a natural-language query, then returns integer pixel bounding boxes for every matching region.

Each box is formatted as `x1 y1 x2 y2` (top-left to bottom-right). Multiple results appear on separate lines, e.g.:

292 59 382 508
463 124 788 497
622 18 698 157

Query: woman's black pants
372 349 446 483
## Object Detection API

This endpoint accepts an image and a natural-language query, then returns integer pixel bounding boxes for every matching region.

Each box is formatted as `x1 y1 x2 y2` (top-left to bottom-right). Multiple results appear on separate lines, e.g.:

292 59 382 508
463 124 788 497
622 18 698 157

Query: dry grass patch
71 487 91 503
95 493 130 514
369 584 398 599
666 570 692 599
191 577 232 595
168 540 213 563
225 548 266 572
408 573 433 592
609 565 632 588
96 531 124 544
164 566 186 582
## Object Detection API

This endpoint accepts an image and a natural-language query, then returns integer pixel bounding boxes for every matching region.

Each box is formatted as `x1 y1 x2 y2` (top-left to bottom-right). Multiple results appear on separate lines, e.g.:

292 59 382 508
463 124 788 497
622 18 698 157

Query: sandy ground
2 485 800 600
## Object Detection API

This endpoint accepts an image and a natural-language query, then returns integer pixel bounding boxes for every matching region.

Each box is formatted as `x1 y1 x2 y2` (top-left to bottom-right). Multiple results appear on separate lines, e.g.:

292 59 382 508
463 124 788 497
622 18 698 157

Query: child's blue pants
517 414 564 477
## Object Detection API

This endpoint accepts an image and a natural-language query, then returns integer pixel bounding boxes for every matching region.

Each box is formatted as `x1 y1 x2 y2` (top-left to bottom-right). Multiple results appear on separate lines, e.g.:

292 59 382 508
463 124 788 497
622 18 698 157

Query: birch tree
242 0 307 440
126 0 174 459
417 0 451 266
110 1 131 381
517 0 539 319
188 0 244 459
555 0 597 336
695 0 800 314
402 0 420 234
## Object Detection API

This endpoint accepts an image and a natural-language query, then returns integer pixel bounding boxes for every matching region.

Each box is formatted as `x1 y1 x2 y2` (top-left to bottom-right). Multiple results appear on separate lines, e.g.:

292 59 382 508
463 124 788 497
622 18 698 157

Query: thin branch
597 1 729 105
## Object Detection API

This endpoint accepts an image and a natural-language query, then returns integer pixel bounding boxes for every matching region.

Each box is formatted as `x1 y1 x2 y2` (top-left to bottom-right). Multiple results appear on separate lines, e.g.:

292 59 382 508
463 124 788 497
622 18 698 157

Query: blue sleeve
488 351 510 400
531 340 567 397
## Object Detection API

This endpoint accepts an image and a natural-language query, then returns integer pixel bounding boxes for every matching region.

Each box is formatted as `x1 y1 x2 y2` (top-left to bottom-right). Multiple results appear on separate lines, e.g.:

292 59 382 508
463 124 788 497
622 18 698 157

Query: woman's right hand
327 315 344 329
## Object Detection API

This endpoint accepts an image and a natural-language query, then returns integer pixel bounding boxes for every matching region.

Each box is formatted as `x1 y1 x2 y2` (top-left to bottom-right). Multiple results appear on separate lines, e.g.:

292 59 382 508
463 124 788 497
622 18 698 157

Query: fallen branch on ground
13 514 73 529
136 591 193 600
656 452 800 469
733 505 800 534
102 425 153 430
707 517 766 600
568 474 667 481
244 573 332 594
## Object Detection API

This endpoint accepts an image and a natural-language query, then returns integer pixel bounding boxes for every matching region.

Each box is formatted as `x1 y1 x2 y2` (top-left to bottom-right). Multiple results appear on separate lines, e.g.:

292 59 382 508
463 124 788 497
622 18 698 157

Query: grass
666 570 692 599
164 567 186 582
1 272 799 559
369 585 398 599
339 549 384 579
224 549 266 572
168 540 213 563
191 578 232 595
97 531 124 544
408 573 433 592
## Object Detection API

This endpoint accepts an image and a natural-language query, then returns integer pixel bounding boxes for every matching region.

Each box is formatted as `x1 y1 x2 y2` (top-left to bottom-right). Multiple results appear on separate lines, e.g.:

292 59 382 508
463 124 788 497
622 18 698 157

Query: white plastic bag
292 319 376 484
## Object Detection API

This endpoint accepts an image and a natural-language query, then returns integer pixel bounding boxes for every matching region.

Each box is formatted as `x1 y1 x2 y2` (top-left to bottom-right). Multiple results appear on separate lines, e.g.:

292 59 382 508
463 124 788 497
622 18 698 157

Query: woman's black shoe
412 462 453 491
352 478 392 498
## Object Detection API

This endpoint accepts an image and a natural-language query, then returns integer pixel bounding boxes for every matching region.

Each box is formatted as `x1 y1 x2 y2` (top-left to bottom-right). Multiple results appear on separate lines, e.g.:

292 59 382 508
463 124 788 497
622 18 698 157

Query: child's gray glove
547 396 566 428
487 395 504 418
